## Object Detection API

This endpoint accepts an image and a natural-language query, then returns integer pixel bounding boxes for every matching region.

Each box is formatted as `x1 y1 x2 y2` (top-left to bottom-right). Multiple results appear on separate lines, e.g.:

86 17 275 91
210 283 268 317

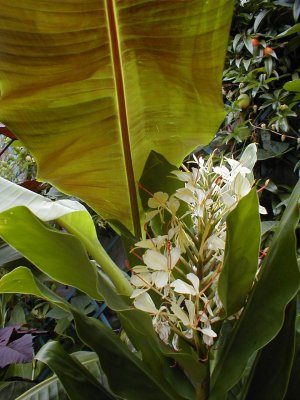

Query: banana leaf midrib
106 0 141 238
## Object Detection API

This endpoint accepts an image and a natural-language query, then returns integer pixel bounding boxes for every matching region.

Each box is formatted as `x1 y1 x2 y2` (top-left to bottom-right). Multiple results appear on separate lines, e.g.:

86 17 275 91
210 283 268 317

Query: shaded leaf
275 23 300 38
16 351 107 400
254 9 269 32
35 341 115 400
245 298 297 400
0 382 35 400
210 180 300 399
0 268 190 400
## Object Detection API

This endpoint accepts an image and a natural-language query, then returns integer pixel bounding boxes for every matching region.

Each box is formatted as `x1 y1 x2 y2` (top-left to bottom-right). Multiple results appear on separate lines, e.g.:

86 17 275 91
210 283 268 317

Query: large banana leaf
0 0 233 235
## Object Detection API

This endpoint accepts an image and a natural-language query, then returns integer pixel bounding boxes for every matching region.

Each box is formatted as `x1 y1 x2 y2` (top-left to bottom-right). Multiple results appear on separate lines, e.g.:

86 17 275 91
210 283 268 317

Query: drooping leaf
16 351 107 400
0 206 102 300
0 177 132 295
0 268 190 400
218 188 261 316
210 180 300 399
34 342 115 400
0 1 234 235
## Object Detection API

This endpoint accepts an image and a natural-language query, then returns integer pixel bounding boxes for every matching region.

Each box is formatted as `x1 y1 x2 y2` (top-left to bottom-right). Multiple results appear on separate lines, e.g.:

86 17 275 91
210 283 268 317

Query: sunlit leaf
0 1 234 235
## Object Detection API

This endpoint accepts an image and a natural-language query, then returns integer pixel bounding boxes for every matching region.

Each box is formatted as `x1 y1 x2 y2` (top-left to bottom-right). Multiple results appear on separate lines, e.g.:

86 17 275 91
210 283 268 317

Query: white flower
170 302 190 326
175 188 196 204
135 235 167 250
133 292 158 314
170 273 199 296
131 247 180 289
148 192 169 209
205 234 225 252
232 172 251 198
259 205 268 215
130 266 152 288
199 327 217 346
170 279 197 295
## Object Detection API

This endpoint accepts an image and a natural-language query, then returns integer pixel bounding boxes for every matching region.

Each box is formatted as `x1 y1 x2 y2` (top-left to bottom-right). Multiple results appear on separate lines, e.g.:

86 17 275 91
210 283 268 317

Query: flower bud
253 105 257 113
260 123 267 130
271 124 277 131
281 134 286 142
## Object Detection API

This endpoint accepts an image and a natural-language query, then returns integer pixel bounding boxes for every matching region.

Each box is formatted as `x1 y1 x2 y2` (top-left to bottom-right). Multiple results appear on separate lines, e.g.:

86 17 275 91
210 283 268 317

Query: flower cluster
130 144 262 355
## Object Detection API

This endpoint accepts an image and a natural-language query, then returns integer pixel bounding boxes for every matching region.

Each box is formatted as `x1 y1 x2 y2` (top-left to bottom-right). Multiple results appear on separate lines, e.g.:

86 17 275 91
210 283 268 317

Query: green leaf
254 9 269 32
93 271 196 400
138 151 192 235
139 151 182 211
218 188 261 316
0 177 132 295
0 206 102 300
275 23 300 38
0 268 191 400
0 382 35 400
0 202 194 398
34 342 115 400
16 351 108 400
244 298 297 400
284 79 300 92
0 1 234 235
210 180 300 399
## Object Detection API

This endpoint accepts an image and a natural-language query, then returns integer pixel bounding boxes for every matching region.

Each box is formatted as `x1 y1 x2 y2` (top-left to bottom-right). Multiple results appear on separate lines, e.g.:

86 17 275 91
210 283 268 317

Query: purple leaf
0 326 16 347
0 334 33 368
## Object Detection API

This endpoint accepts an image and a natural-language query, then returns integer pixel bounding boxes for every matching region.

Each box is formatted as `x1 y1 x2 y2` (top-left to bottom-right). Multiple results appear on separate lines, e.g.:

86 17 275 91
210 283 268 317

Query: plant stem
58 218 133 296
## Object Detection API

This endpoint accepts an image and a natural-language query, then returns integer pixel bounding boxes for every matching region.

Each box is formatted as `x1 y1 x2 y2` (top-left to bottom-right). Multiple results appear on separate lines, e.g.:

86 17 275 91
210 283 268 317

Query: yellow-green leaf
0 1 234 235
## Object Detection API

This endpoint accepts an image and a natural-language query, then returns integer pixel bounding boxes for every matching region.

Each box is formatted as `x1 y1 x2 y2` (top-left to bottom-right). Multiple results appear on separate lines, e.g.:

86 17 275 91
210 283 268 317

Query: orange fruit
251 37 260 46
263 47 273 57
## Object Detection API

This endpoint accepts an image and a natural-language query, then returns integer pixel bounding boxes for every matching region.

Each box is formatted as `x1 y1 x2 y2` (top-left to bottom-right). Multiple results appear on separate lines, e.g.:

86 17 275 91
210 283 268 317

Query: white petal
187 273 199 293
233 173 251 198
259 205 268 215
239 143 257 171
200 327 217 338
143 250 167 271
152 271 169 289
221 192 236 208
170 247 181 268
170 279 196 295
185 299 195 325
133 292 158 314
175 188 196 204
130 272 152 288
148 192 169 208
170 303 190 326
213 165 230 179
171 170 191 182
167 197 180 214
145 210 160 223
206 235 225 251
